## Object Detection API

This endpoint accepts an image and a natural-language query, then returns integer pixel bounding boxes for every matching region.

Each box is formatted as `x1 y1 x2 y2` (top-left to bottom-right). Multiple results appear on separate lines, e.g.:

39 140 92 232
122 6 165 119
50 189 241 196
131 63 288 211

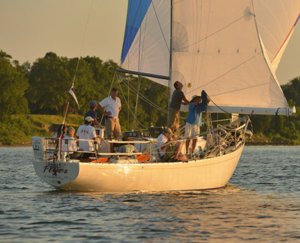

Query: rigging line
151 0 170 52
71 0 94 87
118 82 148 130
134 76 142 129
118 80 148 130
207 95 230 114
126 82 166 111
123 81 168 114
135 4 147 129
123 79 160 107
124 81 168 113
186 52 261 95
180 15 245 50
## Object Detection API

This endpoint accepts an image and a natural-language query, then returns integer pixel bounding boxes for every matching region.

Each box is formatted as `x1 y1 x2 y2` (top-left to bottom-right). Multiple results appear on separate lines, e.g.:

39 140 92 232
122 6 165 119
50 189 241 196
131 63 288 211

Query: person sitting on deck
76 116 97 152
157 128 186 162
185 90 209 157
62 127 77 153
118 137 136 154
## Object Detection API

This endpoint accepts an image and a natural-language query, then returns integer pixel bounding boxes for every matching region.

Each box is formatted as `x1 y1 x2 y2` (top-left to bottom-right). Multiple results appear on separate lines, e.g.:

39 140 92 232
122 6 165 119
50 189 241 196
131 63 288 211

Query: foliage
249 77 300 144
0 50 29 119
0 50 299 145
0 114 82 145
26 52 72 114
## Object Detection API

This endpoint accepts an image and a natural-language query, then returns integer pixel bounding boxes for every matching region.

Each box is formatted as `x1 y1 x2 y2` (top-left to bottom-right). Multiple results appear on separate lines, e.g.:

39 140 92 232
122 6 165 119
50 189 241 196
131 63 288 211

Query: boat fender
137 153 151 163
92 157 109 163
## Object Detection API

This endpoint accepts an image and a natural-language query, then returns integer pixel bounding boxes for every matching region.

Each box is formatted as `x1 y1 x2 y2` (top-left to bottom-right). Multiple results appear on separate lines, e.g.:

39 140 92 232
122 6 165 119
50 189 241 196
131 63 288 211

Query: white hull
33 144 244 192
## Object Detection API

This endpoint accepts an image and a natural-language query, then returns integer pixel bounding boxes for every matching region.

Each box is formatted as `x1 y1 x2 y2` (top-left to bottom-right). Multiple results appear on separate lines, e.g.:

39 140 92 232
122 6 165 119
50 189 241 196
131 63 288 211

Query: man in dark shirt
168 81 189 133
84 100 99 126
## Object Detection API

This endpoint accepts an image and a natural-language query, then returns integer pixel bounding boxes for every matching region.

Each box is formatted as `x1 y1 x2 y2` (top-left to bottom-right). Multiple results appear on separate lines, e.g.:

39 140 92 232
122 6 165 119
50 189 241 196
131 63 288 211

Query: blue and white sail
121 0 170 86
121 0 300 115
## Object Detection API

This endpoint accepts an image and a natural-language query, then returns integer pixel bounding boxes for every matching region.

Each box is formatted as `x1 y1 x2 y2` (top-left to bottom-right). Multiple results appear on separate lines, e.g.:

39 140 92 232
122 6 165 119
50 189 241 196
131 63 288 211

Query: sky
0 0 299 84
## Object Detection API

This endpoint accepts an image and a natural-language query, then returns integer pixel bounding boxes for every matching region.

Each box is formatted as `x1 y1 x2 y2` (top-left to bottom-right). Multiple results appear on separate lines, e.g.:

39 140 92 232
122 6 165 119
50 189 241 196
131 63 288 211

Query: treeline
0 50 299 144
250 78 300 144
0 50 168 131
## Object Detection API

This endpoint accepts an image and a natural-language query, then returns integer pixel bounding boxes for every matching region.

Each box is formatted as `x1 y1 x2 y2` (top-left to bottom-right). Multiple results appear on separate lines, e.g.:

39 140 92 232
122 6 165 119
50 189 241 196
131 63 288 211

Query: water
0 146 299 242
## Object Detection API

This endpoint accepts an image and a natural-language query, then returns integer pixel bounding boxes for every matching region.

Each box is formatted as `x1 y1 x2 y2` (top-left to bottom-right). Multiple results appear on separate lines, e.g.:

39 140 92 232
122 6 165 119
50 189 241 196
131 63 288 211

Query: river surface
0 146 299 242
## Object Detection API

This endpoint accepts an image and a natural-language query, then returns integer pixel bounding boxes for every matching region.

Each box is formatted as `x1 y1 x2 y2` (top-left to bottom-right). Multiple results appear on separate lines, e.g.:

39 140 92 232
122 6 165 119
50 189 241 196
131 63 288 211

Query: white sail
121 0 170 86
253 0 300 71
172 0 291 112
121 0 298 115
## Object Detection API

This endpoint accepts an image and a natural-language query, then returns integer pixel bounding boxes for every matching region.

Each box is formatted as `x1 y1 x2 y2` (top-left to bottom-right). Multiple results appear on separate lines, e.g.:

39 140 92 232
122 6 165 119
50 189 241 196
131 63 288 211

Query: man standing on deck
98 88 122 140
185 90 209 157
168 81 189 133
84 100 99 126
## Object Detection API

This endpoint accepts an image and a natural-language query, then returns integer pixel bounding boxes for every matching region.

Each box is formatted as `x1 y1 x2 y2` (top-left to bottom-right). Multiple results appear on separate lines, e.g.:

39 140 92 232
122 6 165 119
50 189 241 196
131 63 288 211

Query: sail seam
180 15 245 50
211 81 270 98
186 52 261 95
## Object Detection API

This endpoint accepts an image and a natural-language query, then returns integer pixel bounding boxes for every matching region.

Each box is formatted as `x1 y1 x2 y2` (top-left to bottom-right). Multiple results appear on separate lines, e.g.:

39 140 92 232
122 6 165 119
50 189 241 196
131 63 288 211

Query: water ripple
0 146 299 242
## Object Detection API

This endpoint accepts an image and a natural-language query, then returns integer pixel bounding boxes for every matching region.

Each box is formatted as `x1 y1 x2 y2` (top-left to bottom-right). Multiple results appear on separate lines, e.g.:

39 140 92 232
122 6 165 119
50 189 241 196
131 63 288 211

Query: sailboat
32 0 299 192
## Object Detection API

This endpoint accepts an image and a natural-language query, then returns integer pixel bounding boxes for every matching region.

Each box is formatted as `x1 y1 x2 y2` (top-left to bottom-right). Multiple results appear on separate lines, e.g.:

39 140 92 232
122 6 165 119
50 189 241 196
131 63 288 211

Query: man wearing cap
98 88 122 139
168 81 189 133
84 100 99 126
185 90 209 156
76 116 97 152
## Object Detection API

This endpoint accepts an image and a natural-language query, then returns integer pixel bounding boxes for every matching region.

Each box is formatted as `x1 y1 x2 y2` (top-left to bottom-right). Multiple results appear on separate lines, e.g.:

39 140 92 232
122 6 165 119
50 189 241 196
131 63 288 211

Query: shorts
184 123 200 139
105 117 121 139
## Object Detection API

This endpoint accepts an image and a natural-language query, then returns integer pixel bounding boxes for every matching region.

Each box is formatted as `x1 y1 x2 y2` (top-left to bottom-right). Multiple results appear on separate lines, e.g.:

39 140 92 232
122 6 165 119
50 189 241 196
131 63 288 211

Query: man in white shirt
99 88 122 139
62 127 77 153
76 116 97 152
157 129 170 159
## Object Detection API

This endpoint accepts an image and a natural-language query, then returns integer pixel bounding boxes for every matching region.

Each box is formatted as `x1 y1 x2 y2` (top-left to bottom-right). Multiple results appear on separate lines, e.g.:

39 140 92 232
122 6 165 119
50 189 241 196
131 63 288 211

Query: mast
167 0 173 125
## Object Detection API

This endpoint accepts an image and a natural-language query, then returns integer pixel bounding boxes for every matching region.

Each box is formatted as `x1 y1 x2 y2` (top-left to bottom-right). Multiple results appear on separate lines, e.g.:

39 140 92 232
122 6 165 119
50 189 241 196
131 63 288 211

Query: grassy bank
0 114 82 145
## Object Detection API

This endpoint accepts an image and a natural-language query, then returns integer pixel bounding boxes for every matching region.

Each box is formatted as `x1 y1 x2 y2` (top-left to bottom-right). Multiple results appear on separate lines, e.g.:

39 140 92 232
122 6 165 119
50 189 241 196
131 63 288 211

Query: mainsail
121 0 299 115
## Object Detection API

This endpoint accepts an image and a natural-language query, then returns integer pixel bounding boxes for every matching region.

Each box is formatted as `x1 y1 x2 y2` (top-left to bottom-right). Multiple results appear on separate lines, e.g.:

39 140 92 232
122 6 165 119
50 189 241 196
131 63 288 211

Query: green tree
27 52 72 114
282 77 300 106
0 50 29 119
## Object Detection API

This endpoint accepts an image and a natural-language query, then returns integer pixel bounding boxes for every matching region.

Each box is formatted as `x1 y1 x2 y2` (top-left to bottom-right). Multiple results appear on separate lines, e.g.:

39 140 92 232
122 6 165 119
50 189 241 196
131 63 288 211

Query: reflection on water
0 146 299 242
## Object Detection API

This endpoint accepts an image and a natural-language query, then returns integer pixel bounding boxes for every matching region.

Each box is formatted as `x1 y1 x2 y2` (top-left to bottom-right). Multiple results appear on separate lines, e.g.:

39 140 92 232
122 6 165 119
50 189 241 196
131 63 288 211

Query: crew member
99 88 122 140
168 81 189 133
